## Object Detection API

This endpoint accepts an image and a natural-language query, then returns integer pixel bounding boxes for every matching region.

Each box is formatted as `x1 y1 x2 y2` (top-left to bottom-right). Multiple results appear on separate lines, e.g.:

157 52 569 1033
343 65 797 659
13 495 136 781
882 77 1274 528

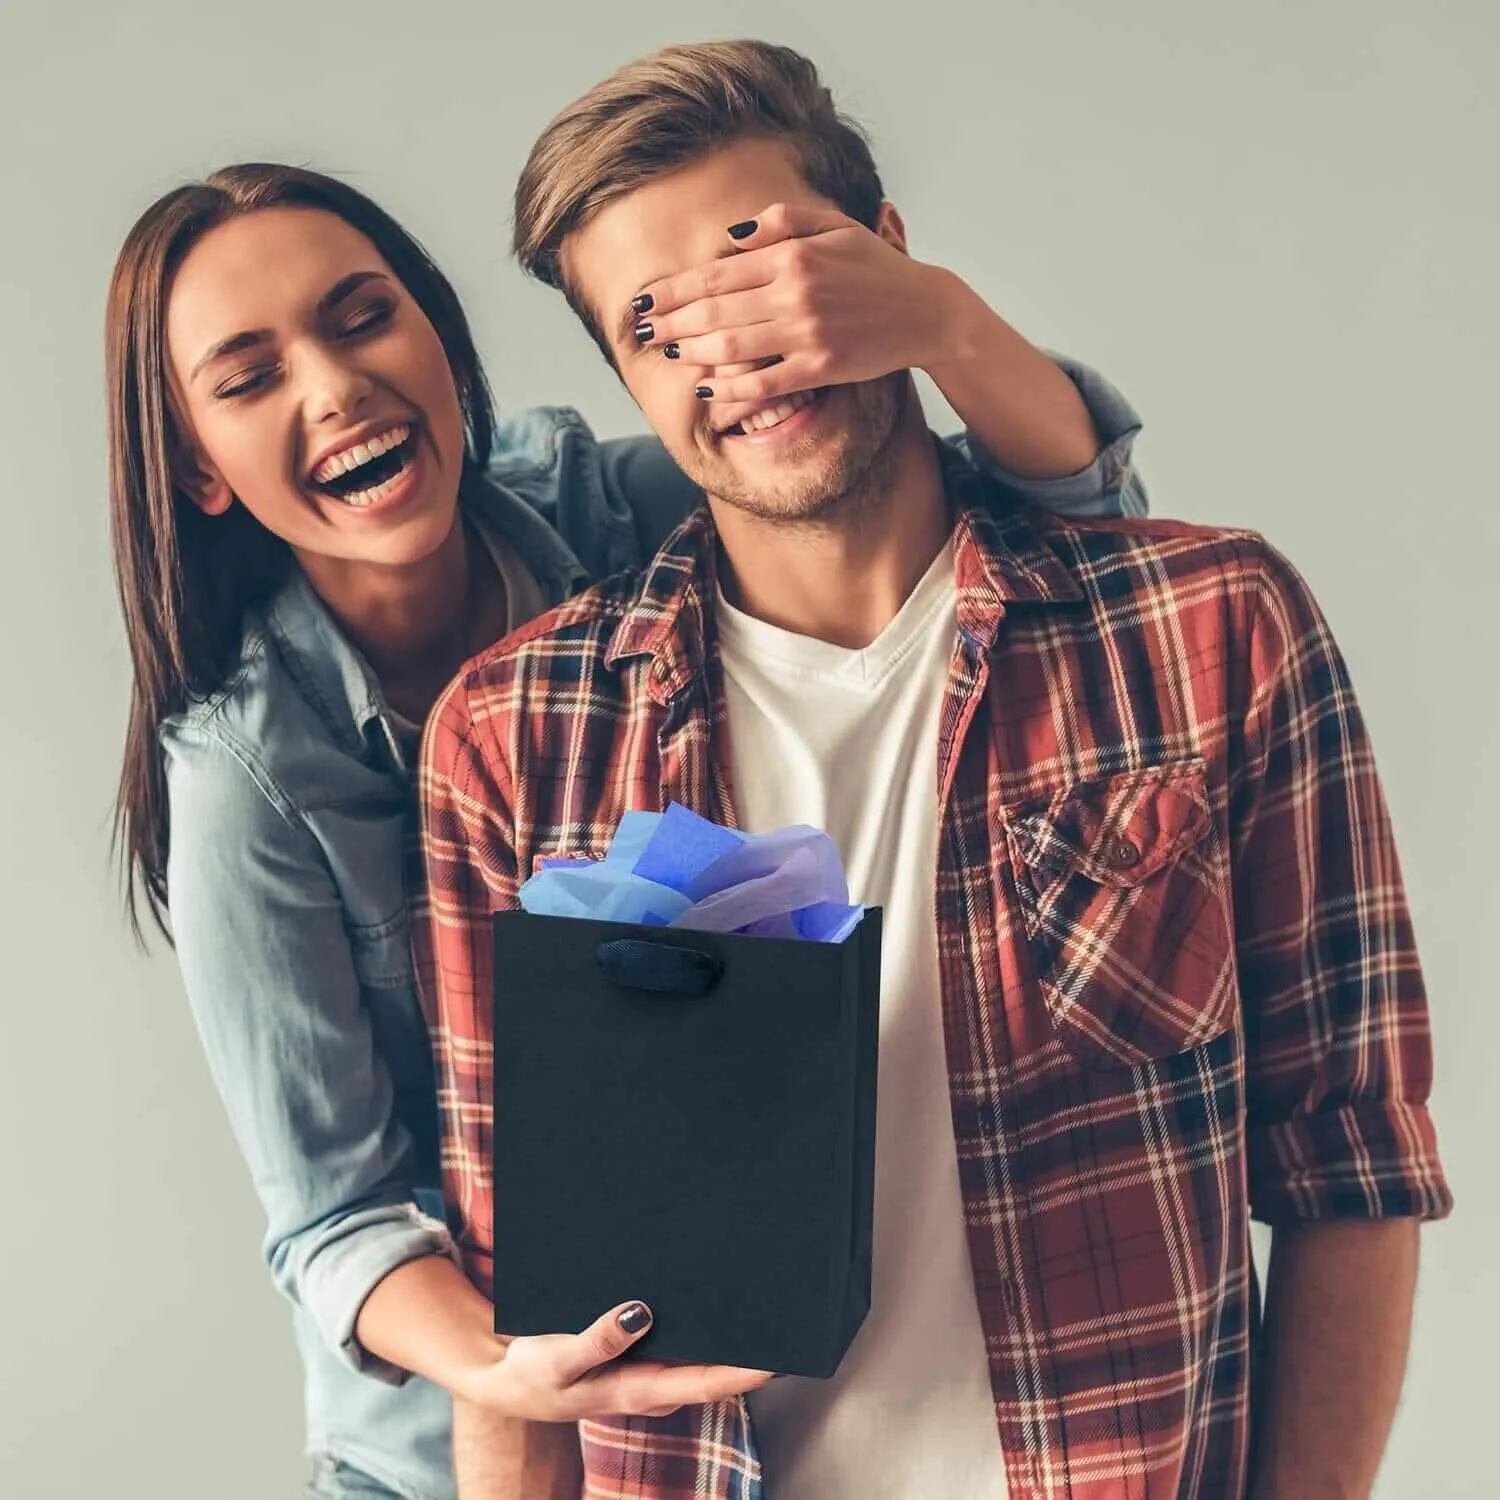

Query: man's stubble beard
704 373 913 531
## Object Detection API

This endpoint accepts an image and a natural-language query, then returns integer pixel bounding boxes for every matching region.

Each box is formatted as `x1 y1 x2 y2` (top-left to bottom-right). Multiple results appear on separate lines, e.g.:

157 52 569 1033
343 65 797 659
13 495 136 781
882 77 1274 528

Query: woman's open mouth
310 423 418 508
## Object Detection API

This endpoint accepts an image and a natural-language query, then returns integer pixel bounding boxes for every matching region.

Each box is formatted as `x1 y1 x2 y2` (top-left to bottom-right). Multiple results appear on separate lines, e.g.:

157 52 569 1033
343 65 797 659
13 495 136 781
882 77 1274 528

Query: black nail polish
631 293 654 315
727 219 757 240
663 342 680 360
634 321 654 344
618 1303 652 1334
695 385 713 399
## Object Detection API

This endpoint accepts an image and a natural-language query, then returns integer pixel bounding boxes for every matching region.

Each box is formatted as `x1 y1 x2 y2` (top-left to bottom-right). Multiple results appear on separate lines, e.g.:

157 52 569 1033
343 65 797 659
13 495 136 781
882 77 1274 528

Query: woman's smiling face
165 205 467 570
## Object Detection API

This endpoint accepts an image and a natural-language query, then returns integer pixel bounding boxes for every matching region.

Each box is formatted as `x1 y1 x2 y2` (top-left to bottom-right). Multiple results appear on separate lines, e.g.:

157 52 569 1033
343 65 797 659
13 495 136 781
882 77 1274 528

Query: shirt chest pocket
1002 760 1236 1067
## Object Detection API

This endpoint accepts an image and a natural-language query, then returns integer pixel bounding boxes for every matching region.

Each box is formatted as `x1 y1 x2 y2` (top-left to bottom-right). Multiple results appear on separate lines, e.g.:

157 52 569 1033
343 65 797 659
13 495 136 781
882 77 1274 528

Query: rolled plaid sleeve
412 674 516 1300
1231 539 1452 1225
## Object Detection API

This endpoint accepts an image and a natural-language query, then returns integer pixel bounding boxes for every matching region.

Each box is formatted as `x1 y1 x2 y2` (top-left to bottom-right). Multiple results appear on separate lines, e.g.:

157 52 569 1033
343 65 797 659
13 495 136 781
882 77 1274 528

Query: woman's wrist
913 264 986 375
918 267 1100 478
447 1328 513 1408
355 1253 510 1402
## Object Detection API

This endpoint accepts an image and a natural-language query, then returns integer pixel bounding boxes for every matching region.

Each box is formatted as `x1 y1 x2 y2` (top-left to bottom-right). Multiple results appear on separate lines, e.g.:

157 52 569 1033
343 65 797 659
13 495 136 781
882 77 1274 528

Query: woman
107 162 1146 1499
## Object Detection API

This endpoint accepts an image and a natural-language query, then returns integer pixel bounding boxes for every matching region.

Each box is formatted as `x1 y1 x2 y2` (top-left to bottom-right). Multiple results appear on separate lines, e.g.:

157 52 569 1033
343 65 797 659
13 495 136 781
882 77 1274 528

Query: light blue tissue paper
603 810 664 868
679 825 849 905
515 802 864 942
518 864 692 926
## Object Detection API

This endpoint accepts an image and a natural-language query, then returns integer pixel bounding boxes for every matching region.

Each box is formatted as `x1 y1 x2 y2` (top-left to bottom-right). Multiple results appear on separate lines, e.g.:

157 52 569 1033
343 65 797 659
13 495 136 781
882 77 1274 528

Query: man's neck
709 402 951 651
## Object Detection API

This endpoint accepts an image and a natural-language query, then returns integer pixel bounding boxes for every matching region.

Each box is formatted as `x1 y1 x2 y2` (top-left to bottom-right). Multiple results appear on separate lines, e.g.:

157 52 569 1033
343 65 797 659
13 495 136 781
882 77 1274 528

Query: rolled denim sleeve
164 723 455 1384
946 353 1149 519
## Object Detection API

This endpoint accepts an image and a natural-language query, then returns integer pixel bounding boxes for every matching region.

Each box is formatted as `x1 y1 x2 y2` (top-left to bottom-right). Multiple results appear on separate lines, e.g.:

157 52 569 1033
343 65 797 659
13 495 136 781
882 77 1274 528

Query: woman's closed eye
211 304 395 400
338 299 396 338
214 364 279 400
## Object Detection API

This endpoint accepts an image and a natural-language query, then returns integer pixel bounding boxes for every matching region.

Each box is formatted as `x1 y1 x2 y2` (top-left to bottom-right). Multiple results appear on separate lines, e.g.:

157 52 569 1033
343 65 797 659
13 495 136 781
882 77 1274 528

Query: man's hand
457 1300 773 1422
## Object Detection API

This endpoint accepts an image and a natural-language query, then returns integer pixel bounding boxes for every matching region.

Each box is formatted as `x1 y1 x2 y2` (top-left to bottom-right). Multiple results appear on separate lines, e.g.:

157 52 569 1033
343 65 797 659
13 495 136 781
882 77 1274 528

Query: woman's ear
175 442 233 517
875 202 909 256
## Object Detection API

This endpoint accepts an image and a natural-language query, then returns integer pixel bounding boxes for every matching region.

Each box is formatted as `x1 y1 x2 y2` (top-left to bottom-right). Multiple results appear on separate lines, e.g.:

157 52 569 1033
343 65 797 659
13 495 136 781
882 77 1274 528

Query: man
416 40 1451 1500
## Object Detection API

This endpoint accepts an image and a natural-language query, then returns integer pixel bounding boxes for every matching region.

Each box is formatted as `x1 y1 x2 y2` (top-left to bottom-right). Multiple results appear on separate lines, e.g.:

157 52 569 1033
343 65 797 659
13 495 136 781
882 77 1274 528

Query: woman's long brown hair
106 164 496 941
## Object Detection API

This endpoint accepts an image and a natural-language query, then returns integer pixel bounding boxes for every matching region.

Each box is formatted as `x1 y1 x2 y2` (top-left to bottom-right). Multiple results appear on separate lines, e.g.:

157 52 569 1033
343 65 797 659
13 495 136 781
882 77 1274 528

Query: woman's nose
299 345 377 424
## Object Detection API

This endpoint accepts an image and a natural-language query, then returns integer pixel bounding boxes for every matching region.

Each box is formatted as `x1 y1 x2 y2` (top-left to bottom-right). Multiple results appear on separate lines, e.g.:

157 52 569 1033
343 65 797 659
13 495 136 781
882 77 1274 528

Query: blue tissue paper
518 803 863 942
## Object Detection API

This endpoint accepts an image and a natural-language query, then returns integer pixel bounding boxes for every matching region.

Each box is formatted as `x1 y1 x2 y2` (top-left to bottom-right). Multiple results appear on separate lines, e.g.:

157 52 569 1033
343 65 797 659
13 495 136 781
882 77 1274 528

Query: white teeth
313 424 411 483
332 466 408 509
736 390 815 435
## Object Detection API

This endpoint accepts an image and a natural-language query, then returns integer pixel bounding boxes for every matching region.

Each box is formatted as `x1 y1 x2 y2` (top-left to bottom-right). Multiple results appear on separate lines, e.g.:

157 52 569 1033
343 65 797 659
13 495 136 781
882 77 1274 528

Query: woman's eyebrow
318 269 393 314
189 271 395 383
190 328 271 383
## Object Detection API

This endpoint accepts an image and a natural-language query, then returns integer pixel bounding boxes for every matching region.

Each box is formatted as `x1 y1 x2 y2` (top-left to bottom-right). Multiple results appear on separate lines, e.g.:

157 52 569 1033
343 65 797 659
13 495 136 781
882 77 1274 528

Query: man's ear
875 202 909 256
176 443 234 517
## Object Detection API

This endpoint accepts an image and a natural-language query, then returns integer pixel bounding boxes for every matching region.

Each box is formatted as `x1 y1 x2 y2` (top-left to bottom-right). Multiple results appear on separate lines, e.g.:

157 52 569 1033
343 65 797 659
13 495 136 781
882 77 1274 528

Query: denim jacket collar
262 464 588 767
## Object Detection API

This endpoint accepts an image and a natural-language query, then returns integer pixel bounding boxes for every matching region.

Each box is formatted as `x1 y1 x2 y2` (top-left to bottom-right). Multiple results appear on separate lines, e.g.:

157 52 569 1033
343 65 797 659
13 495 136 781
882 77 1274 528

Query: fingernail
631 293 654 315
618 1303 652 1334
634 322 654 344
663 342 680 360
727 220 757 240
695 385 713 399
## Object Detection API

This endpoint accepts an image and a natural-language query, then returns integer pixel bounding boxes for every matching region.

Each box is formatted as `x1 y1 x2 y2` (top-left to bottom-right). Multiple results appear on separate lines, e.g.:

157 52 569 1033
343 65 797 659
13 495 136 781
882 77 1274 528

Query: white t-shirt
720 542 1009 1500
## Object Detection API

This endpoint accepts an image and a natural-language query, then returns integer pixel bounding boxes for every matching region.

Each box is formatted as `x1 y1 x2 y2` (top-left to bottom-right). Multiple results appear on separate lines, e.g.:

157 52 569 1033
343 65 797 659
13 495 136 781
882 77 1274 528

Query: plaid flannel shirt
414 449 1450 1499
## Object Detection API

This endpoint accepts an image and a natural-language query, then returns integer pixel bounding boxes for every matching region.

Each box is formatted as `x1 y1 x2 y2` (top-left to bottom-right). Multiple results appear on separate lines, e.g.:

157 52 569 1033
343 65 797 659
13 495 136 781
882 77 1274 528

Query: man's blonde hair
513 41 885 349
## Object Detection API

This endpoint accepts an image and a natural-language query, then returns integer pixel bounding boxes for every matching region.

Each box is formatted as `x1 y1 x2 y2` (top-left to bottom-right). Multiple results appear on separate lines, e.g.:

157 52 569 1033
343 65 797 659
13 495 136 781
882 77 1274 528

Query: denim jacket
161 361 1146 1500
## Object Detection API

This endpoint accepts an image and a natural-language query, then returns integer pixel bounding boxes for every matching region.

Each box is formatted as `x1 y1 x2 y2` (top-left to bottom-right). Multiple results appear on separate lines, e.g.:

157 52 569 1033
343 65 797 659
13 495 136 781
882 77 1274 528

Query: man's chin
708 453 853 524
695 373 908 524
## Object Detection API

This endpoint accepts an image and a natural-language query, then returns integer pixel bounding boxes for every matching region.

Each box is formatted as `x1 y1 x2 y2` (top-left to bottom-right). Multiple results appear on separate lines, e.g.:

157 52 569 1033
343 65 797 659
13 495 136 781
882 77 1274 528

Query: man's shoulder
456 565 657 695
1017 507 1328 664
1029 507 1287 598
1035 506 1263 557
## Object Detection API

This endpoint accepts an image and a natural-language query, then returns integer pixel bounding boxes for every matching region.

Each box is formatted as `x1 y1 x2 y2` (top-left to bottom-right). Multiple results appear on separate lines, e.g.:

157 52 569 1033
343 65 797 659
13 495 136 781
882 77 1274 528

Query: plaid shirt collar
605 442 1084 699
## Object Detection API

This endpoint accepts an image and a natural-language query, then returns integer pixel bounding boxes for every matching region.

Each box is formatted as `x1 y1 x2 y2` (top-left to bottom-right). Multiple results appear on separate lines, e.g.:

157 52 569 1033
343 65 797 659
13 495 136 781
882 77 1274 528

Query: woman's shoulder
161 582 376 821
163 612 274 745
487 402 596 483
485 404 699 579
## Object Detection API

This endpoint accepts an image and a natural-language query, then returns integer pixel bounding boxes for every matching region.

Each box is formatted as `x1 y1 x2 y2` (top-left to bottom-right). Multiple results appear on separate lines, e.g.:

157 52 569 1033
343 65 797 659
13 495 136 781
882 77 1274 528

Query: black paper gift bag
489 906 881 1379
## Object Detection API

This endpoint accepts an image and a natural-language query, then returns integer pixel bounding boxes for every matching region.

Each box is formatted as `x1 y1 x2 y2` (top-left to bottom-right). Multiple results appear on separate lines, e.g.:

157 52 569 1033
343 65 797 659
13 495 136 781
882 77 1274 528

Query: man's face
563 138 906 524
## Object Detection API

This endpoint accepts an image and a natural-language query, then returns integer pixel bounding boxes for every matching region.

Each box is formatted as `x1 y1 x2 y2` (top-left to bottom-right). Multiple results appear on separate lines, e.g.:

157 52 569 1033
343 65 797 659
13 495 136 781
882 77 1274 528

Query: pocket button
1107 837 1141 869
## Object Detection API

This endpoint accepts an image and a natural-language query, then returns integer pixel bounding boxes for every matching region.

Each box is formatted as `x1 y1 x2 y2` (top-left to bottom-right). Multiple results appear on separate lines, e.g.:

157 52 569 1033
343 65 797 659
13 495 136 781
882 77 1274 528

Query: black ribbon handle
594 938 725 998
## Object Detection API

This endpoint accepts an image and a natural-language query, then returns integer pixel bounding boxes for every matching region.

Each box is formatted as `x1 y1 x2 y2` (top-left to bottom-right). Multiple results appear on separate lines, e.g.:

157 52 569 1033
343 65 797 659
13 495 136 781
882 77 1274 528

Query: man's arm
453 1399 583 1500
413 683 585 1499
1230 540 1452 1496
1251 1220 1418 1500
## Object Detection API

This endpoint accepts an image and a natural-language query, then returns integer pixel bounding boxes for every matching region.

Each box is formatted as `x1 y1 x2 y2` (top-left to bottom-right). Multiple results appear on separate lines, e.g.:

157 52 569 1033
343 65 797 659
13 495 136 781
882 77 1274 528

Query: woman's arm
591 346 1147 561
486 211 1150 576
164 724 460 1385
624 204 1150 521
169 726 600 1488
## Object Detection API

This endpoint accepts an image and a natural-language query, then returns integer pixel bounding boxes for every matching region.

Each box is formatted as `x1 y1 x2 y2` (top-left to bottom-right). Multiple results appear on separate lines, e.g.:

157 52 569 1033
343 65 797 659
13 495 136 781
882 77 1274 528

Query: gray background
1 1 1494 1495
